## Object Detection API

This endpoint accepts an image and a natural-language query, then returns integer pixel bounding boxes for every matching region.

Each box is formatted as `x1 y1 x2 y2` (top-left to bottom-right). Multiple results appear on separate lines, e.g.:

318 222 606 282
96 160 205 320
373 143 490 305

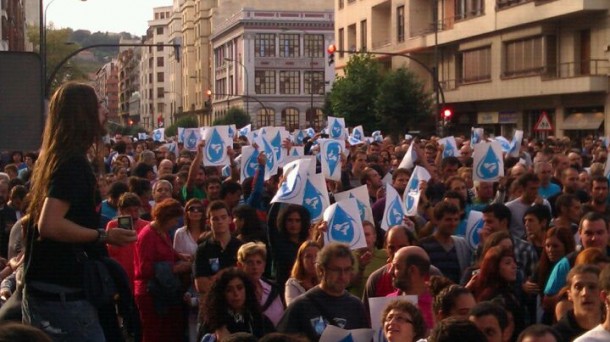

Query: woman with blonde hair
284 240 321 305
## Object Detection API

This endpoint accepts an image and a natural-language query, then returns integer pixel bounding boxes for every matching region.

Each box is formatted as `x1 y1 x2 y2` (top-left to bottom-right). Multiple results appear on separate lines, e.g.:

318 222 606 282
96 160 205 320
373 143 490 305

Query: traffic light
327 44 336 66
442 108 453 121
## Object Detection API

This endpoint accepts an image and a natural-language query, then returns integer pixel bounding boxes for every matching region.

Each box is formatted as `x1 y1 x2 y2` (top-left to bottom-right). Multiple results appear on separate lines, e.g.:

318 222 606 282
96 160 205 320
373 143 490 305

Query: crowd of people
1 82 610 342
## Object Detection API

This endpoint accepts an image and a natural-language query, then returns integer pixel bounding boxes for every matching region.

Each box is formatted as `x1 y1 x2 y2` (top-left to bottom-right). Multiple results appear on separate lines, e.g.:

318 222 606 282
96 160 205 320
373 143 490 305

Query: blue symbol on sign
303 179 324 220
263 138 275 171
408 177 419 192
338 333 354 342
205 129 225 163
277 174 302 201
294 130 304 145
349 194 366 221
153 130 161 141
186 130 198 150
443 142 454 158
387 196 404 227
330 119 342 139
243 150 259 179
239 126 249 137
471 129 480 145
329 205 356 244
325 141 341 175
476 146 500 180
468 218 484 249
291 148 300 156
228 126 235 138
353 129 362 141
271 131 282 162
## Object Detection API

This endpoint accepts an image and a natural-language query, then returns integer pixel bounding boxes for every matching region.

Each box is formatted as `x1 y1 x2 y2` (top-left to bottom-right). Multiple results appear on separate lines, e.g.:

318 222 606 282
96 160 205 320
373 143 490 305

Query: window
257 108 275 127
304 71 324 94
156 44 163 52
304 34 324 58
504 36 543 77
157 57 164 67
148 73 153 83
255 33 276 57
279 71 300 94
338 28 345 57
306 108 325 131
255 70 276 94
360 20 367 51
157 72 164 82
214 47 225 67
279 34 299 57
156 27 163 35
338 0 344 9
157 87 165 98
397 6 405 42
148 57 153 68
281 108 300 130
460 46 491 83
215 78 226 99
456 0 484 20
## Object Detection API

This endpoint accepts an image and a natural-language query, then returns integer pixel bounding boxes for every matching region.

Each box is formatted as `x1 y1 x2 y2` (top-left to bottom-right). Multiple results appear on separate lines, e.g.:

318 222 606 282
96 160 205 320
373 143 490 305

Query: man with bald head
387 245 434 330
157 159 174 177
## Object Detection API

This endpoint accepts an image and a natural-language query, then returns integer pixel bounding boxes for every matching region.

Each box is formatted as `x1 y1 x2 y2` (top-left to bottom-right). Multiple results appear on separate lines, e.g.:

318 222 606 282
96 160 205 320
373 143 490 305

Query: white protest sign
465 210 484 250
240 146 260 183
403 166 431 216
509 130 523 158
323 198 366 250
381 184 406 231
270 159 310 204
398 143 417 170
182 128 202 151
319 139 345 181
439 136 458 158
152 128 165 142
202 126 231 166
334 185 374 224
302 173 331 222
473 141 504 182
327 116 346 140
320 326 374 342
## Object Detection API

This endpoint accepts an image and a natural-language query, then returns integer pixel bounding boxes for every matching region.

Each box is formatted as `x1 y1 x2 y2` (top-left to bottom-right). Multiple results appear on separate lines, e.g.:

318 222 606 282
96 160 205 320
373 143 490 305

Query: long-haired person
22 82 136 341
284 240 321 306
134 198 192 342
470 245 524 340
201 268 275 341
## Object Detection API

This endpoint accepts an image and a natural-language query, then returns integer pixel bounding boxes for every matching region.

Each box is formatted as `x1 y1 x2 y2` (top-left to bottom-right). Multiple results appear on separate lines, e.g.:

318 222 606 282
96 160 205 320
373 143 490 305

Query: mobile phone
117 215 133 230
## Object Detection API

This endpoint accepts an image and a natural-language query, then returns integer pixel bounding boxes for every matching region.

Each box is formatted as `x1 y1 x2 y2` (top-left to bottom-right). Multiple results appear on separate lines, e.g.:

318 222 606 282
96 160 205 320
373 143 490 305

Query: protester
284 240 321 306
381 299 427 342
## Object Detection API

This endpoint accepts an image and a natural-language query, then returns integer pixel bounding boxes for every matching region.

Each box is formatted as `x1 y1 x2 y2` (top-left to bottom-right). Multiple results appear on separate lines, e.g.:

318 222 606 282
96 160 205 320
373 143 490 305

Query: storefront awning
561 112 604 130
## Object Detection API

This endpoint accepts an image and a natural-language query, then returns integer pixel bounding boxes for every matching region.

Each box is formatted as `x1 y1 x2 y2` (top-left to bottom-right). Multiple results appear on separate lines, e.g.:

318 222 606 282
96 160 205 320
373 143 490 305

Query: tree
375 68 434 141
328 54 383 133
212 107 251 127
165 116 199 137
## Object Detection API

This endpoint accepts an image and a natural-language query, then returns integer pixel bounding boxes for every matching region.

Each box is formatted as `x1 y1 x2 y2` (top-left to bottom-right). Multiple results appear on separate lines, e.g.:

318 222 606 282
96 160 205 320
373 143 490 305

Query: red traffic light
327 44 336 54
206 89 212 96
442 108 453 119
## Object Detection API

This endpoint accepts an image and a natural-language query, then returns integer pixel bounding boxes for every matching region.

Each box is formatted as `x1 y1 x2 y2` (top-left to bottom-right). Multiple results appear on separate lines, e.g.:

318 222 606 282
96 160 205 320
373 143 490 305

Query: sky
46 0 172 37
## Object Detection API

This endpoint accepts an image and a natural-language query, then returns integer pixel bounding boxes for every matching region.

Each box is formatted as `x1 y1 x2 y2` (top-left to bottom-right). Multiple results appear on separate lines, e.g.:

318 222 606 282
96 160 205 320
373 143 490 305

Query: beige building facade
209 1 335 130
335 0 610 139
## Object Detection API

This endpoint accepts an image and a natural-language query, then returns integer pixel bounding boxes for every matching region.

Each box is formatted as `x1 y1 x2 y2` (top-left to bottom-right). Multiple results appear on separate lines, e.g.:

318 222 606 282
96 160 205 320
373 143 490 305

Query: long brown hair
28 82 105 224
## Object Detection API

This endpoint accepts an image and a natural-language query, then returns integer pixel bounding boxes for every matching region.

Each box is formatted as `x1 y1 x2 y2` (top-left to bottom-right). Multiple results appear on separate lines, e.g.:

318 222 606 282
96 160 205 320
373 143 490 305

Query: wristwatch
96 229 108 244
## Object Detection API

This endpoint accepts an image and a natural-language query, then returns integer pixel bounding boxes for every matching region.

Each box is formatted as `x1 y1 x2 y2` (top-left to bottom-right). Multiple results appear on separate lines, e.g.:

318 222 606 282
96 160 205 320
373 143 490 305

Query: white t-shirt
173 226 199 256
574 324 610 342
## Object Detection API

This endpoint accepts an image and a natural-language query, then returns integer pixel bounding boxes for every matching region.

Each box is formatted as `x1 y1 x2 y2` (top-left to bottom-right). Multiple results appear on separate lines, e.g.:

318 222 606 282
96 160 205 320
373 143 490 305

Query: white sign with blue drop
183 128 202 151
302 173 330 223
403 166 431 217
473 141 504 182
152 128 165 142
327 116 346 140
202 126 231 166
319 139 345 181
351 125 364 142
239 146 260 183
471 127 484 145
508 130 523 158
270 159 311 205
439 136 458 158
322 198 366 250
319 325 374 342
334 185 374 224
381 184 406 231
398 142 417 170
465 210 484 250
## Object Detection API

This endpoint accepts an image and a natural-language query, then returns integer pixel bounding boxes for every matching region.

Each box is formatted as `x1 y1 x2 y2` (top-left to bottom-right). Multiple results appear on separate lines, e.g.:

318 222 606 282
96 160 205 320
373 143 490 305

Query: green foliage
329 54 383 133
212 107 252 127
165 116 199 137
375 68 434 140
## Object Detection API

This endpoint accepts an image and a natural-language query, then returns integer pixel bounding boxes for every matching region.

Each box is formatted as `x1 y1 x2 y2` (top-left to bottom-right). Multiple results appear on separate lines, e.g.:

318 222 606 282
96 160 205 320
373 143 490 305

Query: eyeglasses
384 314 413 325
187 207 203 213
325 266 353 275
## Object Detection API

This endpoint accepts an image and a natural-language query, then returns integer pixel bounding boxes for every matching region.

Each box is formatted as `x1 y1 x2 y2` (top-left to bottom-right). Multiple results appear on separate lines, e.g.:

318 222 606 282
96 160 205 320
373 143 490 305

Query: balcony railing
543 59 609 79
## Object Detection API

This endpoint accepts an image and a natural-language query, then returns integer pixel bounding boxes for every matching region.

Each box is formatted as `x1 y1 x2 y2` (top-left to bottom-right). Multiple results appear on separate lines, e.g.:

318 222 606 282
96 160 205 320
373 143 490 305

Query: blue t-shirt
539 183 561 200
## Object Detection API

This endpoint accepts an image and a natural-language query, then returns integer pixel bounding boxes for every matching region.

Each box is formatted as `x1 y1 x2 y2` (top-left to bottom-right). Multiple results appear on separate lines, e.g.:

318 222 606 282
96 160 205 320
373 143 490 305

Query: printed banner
403 166 431 216
270 159 311 204
319 139 345 181
473 141 504 182
302 173 331 222
240 146 260 183
334 185 374 224
465 210 484 250
202 126 231 166
439 136 458 158
152 128 165 142
322 198 366 250
381 184 406 231
327 116 346 140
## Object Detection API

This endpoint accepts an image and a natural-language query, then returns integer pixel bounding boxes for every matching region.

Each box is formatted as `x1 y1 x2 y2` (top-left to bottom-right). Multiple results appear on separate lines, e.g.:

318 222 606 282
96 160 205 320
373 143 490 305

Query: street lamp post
224 57 249 116
40 0 86 93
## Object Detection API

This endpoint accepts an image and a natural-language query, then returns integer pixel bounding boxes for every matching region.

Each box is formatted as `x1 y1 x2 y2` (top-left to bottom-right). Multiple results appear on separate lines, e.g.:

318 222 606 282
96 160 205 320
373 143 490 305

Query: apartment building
210 1 335 130
94 60 119 121
335 0 610 139
117 37 141 126
139 6 173 130
166 0 183 124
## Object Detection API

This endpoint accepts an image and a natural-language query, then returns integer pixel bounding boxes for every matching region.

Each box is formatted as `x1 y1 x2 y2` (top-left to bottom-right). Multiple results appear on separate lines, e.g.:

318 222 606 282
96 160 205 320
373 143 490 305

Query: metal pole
433 0 441 137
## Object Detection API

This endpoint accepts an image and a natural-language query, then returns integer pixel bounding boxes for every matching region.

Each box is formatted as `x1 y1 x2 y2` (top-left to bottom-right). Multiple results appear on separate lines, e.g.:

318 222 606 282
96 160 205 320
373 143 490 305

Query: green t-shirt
181 185 206 202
